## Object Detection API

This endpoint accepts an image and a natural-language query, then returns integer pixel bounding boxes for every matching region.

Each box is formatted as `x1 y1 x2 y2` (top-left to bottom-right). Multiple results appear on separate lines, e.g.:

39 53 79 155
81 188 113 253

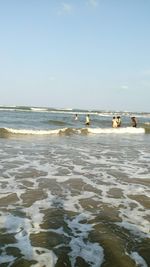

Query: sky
0 0 150 112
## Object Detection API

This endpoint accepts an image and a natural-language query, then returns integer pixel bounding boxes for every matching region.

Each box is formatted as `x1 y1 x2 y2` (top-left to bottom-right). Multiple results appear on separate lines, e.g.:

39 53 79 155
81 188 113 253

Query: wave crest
88 127 145 134
0 127 145 138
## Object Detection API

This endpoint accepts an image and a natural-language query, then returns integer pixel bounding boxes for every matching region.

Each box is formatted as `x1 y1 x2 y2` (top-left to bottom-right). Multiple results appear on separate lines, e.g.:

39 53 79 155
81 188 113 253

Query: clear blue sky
0 0 150 112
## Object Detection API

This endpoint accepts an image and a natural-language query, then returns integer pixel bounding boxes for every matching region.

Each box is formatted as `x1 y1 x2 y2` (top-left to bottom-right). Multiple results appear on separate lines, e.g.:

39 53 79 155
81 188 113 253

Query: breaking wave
88 127 145 134
0 127 146 137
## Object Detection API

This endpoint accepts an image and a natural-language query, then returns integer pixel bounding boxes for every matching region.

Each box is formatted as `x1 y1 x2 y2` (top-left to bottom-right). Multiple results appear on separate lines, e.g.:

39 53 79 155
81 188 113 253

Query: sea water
0 106 150 267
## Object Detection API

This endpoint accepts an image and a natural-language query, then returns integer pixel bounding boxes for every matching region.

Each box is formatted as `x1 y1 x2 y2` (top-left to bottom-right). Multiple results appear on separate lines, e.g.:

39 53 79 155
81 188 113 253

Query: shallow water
0 108 150 267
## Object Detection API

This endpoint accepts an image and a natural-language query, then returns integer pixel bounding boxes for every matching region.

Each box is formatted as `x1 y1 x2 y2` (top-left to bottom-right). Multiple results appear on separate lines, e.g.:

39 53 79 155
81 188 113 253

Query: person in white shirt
75 114 78 120
85 114 90 125
112 116 118 128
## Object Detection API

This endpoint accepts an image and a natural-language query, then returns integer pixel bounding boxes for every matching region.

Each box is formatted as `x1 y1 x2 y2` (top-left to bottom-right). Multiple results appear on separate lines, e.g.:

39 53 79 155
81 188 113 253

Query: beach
0 107 150 267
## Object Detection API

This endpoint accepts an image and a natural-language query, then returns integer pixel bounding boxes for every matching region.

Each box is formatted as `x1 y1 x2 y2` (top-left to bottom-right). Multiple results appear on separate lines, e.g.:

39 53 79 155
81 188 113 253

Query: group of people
75 114 90 125
112 116 137 128
75 114 137 128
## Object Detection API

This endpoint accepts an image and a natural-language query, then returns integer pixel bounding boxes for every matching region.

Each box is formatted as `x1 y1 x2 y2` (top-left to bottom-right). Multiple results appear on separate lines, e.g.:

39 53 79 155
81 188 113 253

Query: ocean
0 106 150 267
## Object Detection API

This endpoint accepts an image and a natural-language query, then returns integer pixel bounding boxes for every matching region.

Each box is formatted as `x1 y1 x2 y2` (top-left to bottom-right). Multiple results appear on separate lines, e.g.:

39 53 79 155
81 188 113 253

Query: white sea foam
24 195 54 231
88 127 145 134
3 126 145 136
30 248 57 267
0 210 57 267
0 108 17 111
30 107 49 112
130 252 148 267
63 190 96 212
0 255 16 265
15 229 57 267
5 127 62 135
116 222 150 238
0 128 149 266
66 214 104 267
69 238 104 267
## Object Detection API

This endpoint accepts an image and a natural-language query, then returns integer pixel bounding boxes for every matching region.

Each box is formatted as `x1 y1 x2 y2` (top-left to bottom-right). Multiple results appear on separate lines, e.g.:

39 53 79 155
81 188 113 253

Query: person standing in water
112 116 118 128
85 114 90 126
131 117 137 127
116 116 121 127
75 114 78 120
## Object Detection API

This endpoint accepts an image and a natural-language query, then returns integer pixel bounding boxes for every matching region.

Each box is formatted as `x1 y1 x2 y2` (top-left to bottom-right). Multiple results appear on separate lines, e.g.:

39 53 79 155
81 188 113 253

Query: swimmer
75 114 78 120
85 114 90 126
112 116 118 128
116 116 121 127
131 117 137 127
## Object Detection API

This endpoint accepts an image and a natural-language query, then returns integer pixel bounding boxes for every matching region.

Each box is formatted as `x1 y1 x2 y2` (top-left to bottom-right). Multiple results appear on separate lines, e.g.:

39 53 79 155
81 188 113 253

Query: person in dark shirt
131 117 137 127
116 116 121 127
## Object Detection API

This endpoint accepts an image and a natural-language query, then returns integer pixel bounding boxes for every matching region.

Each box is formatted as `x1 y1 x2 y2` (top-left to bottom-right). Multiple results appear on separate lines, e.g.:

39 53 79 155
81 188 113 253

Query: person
85 114 90 126
75 114 78 120
116 116 121 127
131 117 137 127
112 116 118 128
